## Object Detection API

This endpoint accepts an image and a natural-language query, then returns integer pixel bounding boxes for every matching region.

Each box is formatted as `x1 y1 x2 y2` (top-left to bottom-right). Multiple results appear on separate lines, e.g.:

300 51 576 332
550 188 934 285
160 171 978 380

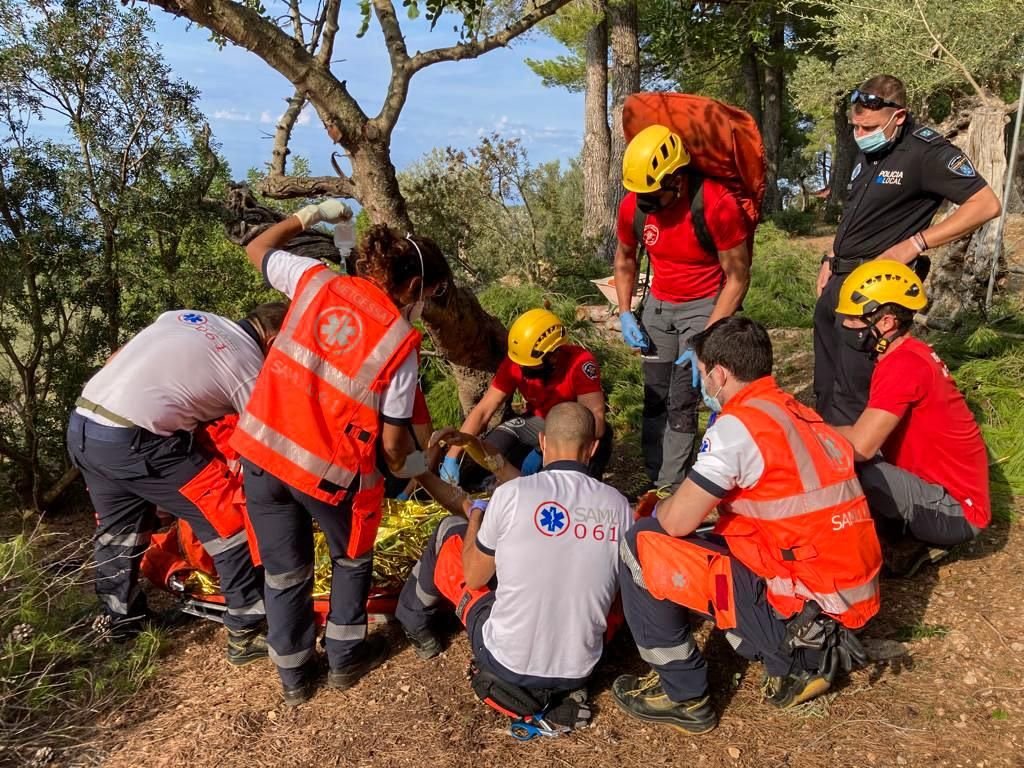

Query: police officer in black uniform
814 74 1001 425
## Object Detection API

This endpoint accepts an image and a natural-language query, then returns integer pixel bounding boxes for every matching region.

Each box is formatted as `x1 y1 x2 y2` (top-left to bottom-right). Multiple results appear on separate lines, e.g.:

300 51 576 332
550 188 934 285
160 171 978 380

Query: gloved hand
619 311 648 350
294 199 352 229
440 456 461 485
395 491 410 501
674 347 700 388
520 449 543 476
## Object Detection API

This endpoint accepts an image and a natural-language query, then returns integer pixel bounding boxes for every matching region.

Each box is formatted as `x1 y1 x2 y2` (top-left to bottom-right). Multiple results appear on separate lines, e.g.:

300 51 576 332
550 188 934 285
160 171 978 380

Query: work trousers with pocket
241 461 375 688
640 296 715 489
618 517 820 702
67 412 264 632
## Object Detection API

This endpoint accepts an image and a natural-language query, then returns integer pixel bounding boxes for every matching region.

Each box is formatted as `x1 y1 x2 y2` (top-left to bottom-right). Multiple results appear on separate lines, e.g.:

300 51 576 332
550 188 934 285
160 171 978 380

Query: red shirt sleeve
706 186 749 252
491 358 520 395
570 351 604 396
616 193 639 248
867 349 929 420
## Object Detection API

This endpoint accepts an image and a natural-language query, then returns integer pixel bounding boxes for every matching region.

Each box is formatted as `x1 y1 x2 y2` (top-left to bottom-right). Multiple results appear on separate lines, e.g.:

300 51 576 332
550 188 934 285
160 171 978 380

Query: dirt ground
78 515 1023 768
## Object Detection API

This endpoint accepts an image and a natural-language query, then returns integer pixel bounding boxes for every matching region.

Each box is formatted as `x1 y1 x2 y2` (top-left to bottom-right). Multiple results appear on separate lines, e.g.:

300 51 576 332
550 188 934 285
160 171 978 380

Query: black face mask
636 193 668 214
838 322 878 354
521 361 552 380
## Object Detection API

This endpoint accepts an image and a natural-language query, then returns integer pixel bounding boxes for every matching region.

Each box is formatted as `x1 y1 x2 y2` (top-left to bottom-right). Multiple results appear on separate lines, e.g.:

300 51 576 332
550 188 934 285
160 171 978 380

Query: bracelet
912 232 929 253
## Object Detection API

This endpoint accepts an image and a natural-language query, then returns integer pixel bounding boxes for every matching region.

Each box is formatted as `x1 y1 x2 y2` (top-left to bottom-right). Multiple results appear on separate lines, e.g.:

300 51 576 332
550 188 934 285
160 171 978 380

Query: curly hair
353 224 451 296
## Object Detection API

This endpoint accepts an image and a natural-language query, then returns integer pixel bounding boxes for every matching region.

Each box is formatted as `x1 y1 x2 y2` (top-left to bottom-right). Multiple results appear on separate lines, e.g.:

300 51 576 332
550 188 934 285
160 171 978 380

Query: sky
145 4 584 181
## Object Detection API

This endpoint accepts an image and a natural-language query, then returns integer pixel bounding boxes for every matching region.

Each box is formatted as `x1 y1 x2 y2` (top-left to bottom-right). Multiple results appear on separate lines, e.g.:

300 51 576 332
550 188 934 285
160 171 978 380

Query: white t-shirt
688 414 766 497
476 463 632 683
263 249 417 421
78 311 264 435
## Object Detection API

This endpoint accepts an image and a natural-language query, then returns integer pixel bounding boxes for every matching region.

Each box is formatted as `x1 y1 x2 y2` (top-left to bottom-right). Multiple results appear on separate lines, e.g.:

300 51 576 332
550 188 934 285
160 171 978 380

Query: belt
75 396 135 427
68 410 165 444
830 256 871 275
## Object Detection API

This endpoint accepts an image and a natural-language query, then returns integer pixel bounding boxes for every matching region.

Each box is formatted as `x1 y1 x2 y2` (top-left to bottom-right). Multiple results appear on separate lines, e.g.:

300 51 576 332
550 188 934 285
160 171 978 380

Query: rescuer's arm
833 409 901 462
705 242 751 328
244 199 353 271
655 478 720 538
463 502 497 590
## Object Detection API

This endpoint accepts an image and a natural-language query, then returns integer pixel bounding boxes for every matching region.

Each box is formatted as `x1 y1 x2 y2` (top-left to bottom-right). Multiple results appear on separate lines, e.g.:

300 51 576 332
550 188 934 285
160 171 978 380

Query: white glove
294 199 352 229
392 450 428 479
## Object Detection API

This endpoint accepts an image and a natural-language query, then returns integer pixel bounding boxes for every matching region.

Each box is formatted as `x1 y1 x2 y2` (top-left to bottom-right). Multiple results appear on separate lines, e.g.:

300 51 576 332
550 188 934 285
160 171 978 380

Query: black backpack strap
689 175 717 255
631 200 651 313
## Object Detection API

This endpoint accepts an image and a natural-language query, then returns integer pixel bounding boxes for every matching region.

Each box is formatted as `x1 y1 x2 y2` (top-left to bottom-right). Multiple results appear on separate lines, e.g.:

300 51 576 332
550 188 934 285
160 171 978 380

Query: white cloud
212 109 252 122
257 105 315 127
259 111 274 124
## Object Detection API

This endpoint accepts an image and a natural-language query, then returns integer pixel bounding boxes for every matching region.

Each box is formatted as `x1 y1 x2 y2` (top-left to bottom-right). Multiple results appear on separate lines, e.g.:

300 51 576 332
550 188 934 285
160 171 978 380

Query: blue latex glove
440 456 461 485
619 311 648 350
396 491 410 501
674 348 700 388
520 449 543 476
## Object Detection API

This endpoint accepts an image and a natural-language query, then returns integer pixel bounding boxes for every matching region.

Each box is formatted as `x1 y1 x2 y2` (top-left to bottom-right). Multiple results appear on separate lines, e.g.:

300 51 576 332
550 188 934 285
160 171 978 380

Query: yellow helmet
507 308 566 367
622 125 691 194
836 260 927 316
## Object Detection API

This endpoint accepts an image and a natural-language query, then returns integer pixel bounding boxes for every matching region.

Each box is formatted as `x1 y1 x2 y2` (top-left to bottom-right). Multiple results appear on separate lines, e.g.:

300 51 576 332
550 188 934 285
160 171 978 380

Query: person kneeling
831 261 990 576
614 317 881 734
397 403 632 731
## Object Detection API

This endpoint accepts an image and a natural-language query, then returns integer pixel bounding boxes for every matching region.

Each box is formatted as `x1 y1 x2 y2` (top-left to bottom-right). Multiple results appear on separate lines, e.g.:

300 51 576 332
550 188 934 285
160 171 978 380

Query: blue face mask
700 368 724 413
855 112 900 154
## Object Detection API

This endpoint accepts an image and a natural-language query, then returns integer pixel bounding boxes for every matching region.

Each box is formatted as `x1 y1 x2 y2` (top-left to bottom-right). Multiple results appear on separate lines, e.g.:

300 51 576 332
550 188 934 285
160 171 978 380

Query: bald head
539 402 598 464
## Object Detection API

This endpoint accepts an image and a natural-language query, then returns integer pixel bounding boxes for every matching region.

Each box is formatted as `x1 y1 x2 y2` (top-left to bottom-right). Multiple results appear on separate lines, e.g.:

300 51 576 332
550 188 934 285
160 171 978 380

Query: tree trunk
581 2 611 247
760 10 785 214
606 0 639 260
741 45 763 128
825 99 856 223
350 139 412 230
926 104 1010 322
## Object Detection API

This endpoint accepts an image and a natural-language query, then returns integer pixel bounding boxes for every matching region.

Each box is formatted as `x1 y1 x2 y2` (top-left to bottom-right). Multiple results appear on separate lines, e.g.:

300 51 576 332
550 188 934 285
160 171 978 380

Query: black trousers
67 413 264 632
618 517 819 702
813 273 876 426
486 415 614 480
241 461 374 687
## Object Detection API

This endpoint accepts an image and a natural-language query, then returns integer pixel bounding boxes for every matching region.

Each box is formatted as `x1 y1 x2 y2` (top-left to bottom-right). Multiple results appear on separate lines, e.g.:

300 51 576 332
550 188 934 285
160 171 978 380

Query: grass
894 623 950 642
0 529 162 765
743 222 819 329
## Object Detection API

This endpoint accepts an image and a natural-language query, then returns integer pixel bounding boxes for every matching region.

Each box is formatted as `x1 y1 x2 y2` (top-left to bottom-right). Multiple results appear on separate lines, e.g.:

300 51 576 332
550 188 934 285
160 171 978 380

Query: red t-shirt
616 180 749 303
491 345 603 418
867 337 990 527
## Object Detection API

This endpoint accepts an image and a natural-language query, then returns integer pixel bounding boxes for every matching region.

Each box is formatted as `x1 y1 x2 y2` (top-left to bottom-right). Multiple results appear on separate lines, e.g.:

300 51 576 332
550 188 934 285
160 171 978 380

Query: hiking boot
611 671 717 734
882 538 950 579
327 633 390 691
404 626 443 660
762 668 832 709
226 627 269 667
281 659 320 707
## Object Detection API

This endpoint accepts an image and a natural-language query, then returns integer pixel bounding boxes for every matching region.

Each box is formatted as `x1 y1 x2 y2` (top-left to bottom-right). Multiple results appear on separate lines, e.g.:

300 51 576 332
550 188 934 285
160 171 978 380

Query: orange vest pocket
178 458 245 539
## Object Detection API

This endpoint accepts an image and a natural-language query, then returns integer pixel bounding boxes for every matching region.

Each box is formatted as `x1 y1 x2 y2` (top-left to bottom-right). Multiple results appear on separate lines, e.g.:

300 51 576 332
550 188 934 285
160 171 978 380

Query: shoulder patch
581 360 599 380
947 153 977 178
912 126 941 143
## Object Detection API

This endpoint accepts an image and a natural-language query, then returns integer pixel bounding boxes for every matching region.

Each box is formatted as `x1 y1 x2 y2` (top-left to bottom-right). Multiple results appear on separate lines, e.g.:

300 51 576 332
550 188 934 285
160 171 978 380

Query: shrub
743 222 818 329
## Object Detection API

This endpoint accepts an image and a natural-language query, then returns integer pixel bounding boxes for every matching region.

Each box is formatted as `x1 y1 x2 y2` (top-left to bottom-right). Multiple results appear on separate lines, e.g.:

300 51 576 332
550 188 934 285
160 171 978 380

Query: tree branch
912 0 987 102
143 0 368 147
269 91 306 177
407 0 574 75
372 0 412 130
315 0 341 67
256 173 357 199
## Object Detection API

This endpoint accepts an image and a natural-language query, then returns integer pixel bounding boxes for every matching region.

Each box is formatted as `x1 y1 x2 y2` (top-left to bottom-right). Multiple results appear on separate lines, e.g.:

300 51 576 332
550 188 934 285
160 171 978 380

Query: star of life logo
315 308 362 353
534 500 570 537
178 312 207 325
642 223 659 247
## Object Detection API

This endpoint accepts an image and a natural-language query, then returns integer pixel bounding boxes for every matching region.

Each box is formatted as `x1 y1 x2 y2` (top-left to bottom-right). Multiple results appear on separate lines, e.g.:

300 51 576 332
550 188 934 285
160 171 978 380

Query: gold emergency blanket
183 497 451 598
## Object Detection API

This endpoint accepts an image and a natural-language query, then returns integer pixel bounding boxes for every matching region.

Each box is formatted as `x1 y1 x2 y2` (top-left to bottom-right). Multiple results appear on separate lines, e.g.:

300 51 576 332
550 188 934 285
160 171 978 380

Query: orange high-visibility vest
713 377 881 629
232 267 421 520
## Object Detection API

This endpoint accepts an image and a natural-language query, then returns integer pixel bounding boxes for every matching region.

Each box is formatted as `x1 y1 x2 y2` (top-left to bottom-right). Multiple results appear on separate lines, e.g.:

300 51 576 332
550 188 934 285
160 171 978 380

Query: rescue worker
68 302 286 661
814 74 1001 425
831 261 990 575
232 199 450 706
614 125 752 490
398 403 632 731
440 308 611 483
613 317 881 733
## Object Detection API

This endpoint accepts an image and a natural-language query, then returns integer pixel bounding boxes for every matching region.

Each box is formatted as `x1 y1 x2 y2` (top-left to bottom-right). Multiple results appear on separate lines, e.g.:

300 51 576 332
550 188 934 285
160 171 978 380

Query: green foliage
0 532 161 761
894 622 950 642
0 0 266 507
742 222 818 328
930 304 1024 518
770 208 819 236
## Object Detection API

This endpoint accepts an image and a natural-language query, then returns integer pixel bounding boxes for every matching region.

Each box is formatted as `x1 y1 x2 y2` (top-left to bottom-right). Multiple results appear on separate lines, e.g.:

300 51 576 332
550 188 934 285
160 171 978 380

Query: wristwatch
820 253 834 266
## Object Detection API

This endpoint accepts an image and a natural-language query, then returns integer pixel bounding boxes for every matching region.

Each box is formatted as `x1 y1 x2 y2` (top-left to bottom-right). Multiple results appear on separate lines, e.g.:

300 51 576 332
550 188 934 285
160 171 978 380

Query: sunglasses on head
850 89 904 111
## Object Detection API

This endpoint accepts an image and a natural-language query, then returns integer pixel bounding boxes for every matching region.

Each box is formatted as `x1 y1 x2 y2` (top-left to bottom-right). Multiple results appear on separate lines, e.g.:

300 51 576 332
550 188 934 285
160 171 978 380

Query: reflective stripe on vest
730 477 864 521
745 398 821 489
765 574 880 617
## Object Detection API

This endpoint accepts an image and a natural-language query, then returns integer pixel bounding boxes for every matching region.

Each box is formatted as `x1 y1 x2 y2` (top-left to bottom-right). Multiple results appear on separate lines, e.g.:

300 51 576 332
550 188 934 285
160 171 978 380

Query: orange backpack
623 92 767 247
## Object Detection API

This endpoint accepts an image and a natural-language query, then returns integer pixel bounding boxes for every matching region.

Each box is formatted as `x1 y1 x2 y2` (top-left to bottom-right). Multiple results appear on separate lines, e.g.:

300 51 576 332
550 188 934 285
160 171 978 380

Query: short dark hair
543 402 596 448
857 74 907 110
691 317 773 382
870 302 915 331
246 301 289 335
